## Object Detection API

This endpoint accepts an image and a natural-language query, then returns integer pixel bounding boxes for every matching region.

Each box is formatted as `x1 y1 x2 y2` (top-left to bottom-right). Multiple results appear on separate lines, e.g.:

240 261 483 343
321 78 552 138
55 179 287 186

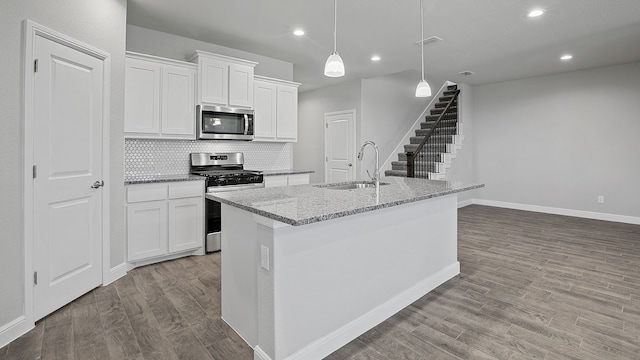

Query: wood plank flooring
2 205 639 359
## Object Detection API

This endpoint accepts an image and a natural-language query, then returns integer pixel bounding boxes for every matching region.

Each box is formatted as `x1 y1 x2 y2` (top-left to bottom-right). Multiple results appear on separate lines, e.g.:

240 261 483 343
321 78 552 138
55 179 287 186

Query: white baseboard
276 262 460 360
0 315 33 349
457 199 474 208
472 199 640 225
103 262 128 286
254 346 270 360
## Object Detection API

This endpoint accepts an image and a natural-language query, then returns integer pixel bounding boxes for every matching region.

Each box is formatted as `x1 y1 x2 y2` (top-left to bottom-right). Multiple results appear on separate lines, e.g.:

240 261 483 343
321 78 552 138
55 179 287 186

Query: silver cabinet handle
91 181 104 189
348 163 353 167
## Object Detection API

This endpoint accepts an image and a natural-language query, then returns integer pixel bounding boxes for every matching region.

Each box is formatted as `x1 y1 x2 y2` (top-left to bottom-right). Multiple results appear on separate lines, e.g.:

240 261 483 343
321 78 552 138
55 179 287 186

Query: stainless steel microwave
196 105 254 140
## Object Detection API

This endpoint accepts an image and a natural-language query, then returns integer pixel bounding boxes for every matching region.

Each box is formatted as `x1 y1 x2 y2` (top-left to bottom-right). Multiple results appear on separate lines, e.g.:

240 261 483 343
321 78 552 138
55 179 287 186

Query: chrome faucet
357 141 380 189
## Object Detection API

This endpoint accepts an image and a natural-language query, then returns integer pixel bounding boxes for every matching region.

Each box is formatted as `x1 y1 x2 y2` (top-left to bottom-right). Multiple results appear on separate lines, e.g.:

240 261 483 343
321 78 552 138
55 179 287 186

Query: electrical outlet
597 195 604 204
260 245 270 271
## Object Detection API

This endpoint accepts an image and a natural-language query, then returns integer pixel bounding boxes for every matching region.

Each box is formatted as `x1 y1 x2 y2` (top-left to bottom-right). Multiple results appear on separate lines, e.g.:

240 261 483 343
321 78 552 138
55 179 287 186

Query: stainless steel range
190 152 264 252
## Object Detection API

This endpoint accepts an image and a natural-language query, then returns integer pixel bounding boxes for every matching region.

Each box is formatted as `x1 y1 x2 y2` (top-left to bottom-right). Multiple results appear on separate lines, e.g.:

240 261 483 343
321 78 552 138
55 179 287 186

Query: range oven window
197 105 254 140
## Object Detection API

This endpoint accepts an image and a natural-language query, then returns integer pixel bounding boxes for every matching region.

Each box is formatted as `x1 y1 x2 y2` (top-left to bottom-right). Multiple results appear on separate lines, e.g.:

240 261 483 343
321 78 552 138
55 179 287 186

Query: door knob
91 180 104 189
347 163 353 167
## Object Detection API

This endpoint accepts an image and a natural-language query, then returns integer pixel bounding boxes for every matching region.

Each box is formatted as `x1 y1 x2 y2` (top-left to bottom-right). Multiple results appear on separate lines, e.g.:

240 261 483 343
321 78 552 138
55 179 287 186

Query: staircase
385 85 460 179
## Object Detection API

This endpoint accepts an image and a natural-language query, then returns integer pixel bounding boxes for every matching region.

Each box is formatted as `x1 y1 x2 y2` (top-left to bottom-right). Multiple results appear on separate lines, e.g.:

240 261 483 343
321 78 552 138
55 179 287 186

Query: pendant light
324 0 345 77
415 0 431 97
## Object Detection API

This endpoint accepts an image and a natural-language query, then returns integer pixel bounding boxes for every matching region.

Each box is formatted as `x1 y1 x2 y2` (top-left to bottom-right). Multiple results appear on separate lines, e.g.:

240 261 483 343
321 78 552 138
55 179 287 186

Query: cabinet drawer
288 174 309 186
169 181 203 199
264 176 289 188
127 184 167 203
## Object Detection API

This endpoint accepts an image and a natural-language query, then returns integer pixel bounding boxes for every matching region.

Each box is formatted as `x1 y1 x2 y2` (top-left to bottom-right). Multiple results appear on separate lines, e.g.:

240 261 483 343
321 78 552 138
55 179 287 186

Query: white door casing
324 110 356 182
25 22 109 322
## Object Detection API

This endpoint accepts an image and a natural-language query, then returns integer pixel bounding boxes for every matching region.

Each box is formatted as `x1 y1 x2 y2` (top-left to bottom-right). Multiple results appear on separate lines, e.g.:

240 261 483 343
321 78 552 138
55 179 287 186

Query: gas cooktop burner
189 152 263 187
191 169 262 177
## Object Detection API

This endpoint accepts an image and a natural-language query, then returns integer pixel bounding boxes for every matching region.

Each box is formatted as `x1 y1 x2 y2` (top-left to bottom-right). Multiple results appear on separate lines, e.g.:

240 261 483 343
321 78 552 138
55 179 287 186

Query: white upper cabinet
229 64 254 108
124 58 161 134
254 80 277 139
200 57 228 105
162 66 196 136
276 84 298 141
253 76 301 142
188 51 257 109
125 52 196 139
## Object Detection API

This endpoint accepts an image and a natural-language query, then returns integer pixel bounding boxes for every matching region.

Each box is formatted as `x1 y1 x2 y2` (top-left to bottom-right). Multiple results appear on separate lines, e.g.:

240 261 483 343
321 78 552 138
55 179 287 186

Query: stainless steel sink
315 181 389 190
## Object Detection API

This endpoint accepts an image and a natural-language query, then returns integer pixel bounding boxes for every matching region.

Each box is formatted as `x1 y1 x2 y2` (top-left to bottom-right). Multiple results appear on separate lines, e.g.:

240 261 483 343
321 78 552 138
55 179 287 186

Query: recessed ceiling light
527 9 545 17
560 54 573 61
371 55 381 62
293 29 305 36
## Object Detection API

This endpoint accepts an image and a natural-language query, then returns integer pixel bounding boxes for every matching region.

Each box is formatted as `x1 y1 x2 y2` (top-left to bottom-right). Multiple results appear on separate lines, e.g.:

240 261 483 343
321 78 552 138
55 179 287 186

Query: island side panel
220 203 259 347
260 194 459 360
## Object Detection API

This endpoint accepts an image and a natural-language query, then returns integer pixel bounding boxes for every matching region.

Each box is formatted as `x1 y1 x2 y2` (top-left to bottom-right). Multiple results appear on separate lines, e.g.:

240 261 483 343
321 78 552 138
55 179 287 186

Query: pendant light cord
420 0 425 82
333 0 338 53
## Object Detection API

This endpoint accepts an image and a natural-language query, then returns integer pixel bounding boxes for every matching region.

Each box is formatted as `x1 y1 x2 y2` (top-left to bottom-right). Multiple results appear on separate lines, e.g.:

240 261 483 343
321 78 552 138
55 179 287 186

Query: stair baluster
406 88 460 178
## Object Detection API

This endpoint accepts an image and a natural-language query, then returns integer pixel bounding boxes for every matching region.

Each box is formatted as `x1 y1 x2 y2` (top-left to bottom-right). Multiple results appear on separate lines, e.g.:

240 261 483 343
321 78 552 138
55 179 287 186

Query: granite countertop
257 169 315 176
125 174 205 185
207 177 484 226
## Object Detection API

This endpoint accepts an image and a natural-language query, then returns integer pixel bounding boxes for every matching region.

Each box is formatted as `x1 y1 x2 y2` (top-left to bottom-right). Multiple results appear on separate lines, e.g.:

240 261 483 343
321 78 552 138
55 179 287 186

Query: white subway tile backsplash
125 139 293 177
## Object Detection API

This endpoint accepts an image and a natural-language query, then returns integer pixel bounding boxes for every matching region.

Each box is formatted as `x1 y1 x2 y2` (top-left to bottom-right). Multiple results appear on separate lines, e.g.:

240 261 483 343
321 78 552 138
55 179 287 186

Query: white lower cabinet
168 197 203 253
127 181 204 263
127 200 167 261
263 174 310 188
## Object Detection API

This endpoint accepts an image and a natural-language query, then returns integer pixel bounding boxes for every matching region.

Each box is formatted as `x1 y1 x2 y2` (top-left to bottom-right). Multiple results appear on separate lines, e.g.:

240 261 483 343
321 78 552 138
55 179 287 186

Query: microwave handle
244 114 249 135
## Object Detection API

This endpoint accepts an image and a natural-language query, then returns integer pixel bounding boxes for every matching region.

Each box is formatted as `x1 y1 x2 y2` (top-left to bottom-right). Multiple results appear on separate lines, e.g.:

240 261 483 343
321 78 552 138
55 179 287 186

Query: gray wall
444 82 478 202
473 61 640 217
0 0 126 332
296 72 451 184
127 25 293 81
295 80 362 184
360 71 444 179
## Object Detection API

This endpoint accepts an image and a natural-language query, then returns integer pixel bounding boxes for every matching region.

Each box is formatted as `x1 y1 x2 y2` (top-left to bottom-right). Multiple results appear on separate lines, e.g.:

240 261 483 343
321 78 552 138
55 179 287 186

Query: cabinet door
264 176 289 188
162 65 195 137
201 57 228 106
168 197 203 253
253 80 277 139
127 201 167 261
124 58 161 135
276 85 298 141
228 63 254 108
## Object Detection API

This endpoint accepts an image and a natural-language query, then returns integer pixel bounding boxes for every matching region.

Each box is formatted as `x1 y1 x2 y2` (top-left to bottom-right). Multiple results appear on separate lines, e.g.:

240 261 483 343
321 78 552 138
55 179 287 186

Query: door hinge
33 271 38 285
325 123 328 128
33 165 37 179
326 156 328 162
34 59 38 73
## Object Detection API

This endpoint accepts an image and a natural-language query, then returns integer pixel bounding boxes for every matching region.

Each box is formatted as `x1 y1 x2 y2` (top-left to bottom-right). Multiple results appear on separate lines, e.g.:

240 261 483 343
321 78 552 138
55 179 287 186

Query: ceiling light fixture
371 55 381 62
527 9 545 17
324 0 345 77
293 29 305 36
560 54 573 61
415 0 431 97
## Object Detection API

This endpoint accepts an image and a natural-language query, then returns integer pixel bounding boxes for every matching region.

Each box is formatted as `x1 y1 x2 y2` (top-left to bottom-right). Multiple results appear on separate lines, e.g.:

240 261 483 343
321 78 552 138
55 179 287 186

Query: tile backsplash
125 139 293 178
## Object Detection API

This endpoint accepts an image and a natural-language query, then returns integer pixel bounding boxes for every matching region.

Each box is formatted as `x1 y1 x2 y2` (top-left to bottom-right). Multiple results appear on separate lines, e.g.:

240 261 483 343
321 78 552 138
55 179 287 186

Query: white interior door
32 34 104 320
324 110 356 182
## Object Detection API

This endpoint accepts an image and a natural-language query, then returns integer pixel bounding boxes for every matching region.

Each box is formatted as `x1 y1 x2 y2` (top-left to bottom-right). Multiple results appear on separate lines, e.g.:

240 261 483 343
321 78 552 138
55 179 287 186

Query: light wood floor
2 205 639 359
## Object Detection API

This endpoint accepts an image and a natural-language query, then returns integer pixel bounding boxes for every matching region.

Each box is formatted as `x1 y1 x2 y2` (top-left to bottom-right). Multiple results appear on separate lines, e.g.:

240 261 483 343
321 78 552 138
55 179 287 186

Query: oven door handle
244 114 249 135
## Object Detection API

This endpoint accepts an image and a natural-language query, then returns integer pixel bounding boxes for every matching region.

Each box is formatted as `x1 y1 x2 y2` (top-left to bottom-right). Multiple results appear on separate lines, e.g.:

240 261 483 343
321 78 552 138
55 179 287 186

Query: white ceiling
127 0 640 92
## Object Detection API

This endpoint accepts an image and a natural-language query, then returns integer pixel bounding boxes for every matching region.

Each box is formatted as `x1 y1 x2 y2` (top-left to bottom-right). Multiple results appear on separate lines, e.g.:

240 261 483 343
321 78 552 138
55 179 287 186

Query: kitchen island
207 177 483 360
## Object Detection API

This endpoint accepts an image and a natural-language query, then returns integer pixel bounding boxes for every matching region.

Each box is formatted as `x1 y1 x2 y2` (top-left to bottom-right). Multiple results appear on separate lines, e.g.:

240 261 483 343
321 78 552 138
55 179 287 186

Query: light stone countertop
206 177 484 226
125 174 205 185
257 169 315 176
